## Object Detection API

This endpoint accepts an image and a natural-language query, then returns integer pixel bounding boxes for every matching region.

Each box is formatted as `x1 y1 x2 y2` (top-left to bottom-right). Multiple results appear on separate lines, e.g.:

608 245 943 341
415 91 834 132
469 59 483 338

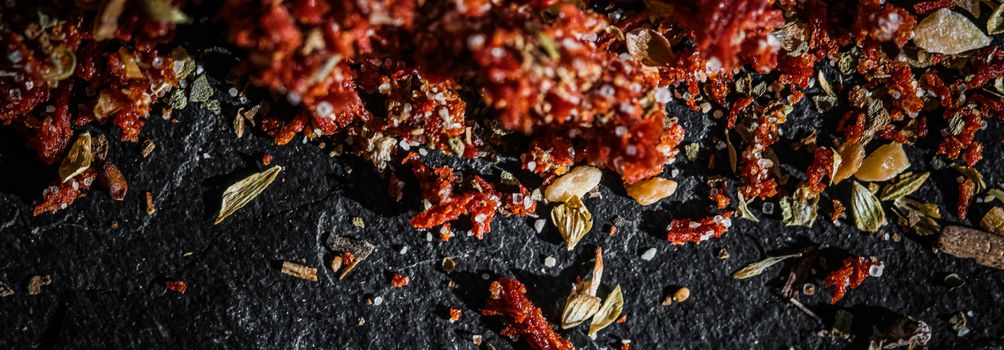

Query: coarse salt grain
641 247 657 261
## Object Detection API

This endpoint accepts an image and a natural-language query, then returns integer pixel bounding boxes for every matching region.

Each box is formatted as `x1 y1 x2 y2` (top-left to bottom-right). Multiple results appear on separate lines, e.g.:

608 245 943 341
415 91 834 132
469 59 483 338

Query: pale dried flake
214 166 283 224
733 253 802 280
989 4 1004 34
533 218 546 233
879 172 930 201
780 186 820 227
27 275 52 295
939 225 1004 270
189 75 214 103
625 28 674 67
352 216 365 228
855 142 910 182
588 284 623 339
543 256 557 268
818 70 836 97
58 132 93 183
913 9 991 55
625 177 678 206
330 255 343 272
980 207 1004 236
93 0 126 41
363 133 398 171
551 195 593 250
141 139 156 158
0 281 14 297
851 181 886 233
545 165 602 203
281 261 318 282
233 112 245 138
834 140 865 184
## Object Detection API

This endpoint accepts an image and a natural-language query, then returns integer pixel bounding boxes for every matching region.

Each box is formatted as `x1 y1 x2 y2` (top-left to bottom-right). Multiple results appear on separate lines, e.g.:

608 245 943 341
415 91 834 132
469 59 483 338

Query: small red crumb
958 179 974 220
145 191 156 215
616 314 627 323
449 308 462 323
262 153 273 165
483 278 573 350
391 273 409 287
620 343 632 350
824 257 880 304
666 212 734 245
831 200 845 222
165 280 187 294
609 225 618 237
439 225 453 241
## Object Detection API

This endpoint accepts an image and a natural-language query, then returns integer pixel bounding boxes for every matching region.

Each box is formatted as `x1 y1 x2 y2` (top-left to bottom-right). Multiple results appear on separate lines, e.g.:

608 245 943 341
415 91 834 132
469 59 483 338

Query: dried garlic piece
980 207 1004 236
215 166 283 224
551 195 593 250
280 261 318 282
625 177 677 206
625 28 674 66
587 284 623 339
879 172 929 202
851 181 886 233
833 140 865 184
913 9 991 55
58 132 93 183
855 142 909 182
545 166 602 203
561 247 603 329
734 253 802 280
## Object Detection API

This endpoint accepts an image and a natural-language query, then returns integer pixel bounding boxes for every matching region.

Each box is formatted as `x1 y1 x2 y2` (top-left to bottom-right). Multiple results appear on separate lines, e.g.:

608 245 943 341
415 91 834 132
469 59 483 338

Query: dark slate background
2 24 1004 350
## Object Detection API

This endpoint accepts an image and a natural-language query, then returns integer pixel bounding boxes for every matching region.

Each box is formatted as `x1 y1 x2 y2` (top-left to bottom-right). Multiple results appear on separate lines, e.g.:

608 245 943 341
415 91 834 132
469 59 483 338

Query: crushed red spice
165 280 188 294
666 212 734 245
483 278 573 350
390 273 409 287
824 257 880 304
958 179 975 220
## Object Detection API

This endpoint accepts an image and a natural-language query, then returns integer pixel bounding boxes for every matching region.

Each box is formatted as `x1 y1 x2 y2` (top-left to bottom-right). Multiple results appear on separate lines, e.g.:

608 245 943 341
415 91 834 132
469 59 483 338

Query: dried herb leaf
818 70 836 97
58 132 93 183
733 253 802 280
851 181 886 233
736 192 760 222
587 284 623 339
980 207 1004 236
551 195 593 250
879 172 930 201
684 143 700 161
625 28 674 66
215 166 283 224
190 75 214 103
953 165 986 192
989 3 1004 35
142 0 189 23
891 197 941 236
987 188 1004 204
28 275 52 295
280 261 318 282
913 9 991 55
780 186 819 227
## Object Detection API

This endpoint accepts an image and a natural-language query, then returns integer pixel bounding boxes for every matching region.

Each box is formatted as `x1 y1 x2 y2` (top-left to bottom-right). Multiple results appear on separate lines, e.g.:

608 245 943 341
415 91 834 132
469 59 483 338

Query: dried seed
625 177 677 206
141 139 156 158
545 166 602 203
330 255 343 272
913 9 991 55
833 140 865 184
98 162 128 201
562 292 601 329
233 111 245 138
855 142 910 182
27 275 51 295
939 225 1004 269
625 28 674 66
891 197 942 236
989 4 1004 35
851 181 886 233
352 216 365 228
58 132 93 183
673 287 690 303
91 133 109 161
588 284 623 339
280 261 318 282
442 256 457 273
733 253 803 280
551 195 593 250
980 207 1004 236
879 172 930 201
214 166 283 224
818 70 835 97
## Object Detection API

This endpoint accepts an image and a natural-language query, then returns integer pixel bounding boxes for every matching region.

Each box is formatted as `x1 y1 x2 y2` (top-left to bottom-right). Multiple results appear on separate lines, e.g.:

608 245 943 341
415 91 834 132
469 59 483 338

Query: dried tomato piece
165 280 188 294
805 148 835 194
390 273 409 287
483 278 573 350
666 212 734 245
824 256 880 304
958 178 974 220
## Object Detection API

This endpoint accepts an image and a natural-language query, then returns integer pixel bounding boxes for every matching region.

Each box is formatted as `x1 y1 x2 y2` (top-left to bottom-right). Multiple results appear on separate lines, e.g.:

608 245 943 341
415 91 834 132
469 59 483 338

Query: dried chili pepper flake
261 153 273 166
666 212 734 245
449 308 462 323
958 178 975 220
145 191 156 215
483 278 573 350
164 280 187 294
824 257 881 304
390 273 409 287
34 169 97 216
831 199 846 222
806 148 835 194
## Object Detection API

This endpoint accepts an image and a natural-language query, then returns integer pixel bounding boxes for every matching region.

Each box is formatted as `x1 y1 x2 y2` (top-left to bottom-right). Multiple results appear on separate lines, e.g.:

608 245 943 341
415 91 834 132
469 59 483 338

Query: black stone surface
2 34 1004 350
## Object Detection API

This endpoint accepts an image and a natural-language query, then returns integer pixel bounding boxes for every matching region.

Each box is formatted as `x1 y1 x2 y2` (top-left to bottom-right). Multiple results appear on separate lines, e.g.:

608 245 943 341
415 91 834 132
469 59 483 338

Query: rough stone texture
2 42 1004 350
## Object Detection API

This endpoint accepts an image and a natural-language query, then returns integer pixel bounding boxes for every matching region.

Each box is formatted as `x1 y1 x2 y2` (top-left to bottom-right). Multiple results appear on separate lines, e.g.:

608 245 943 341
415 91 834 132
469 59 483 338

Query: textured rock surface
1 42 1004 350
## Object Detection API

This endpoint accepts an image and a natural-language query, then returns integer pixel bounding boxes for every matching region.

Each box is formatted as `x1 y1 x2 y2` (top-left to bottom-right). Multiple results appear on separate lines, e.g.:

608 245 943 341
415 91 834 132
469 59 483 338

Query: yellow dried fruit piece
980 207 1004 236
855 142 910 182
832 140 865 184
545 165 602 203
625 177 678 205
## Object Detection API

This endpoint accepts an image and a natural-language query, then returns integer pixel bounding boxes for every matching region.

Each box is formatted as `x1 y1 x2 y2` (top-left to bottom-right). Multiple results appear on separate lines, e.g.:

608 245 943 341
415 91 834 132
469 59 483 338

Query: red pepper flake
806 148 835 194
145 191 156 215
709 180 730 210
728 96 753 129
958 178 975 220
823 257 880 304
609 225 618 237
666 212 734 245
165 280 187 294
449 308 462 323
913 0 954 15
831 199 845 222
390 273 409 287
262 153 273 166
616 314 628 323
483 278 573 350
33 169 97 216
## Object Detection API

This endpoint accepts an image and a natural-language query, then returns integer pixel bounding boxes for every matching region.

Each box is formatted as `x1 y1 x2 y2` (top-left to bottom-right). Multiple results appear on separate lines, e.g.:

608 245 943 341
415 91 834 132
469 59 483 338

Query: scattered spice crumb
390 273 409 287
449 308 462 323
165 280 187 294
280 261 318 282
27 275 51 295
674 287 690 303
